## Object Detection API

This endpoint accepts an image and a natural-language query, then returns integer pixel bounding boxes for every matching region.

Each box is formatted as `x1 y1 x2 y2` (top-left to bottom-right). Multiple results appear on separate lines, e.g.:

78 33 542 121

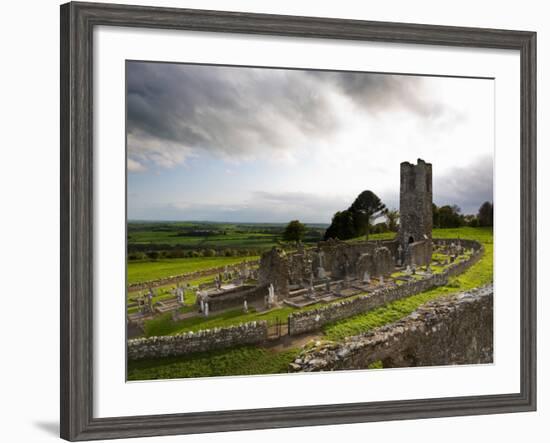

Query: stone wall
356 247 394 280
408 240 432 266
288 273 448 335
433 238 483 251
258 248 290 296
318 239 398 279
289 285 493 372
288 239 484 336
207 284 269 312
127 321 268 360
128 259 260 292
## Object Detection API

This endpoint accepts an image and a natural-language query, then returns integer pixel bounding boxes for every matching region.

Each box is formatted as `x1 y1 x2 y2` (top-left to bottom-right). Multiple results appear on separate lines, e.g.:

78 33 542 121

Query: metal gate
267 317 287 340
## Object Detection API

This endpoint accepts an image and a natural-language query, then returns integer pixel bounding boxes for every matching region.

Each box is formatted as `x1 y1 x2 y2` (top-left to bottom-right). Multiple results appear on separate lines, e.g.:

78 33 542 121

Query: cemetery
127 159 490 370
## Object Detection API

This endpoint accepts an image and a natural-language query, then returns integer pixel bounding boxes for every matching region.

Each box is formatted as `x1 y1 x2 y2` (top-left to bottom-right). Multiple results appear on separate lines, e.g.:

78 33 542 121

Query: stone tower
398 159 433 265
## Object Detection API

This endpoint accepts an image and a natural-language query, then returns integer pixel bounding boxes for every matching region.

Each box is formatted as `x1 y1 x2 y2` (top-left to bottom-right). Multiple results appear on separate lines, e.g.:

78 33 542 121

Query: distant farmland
127 256 258 285
127 221 327 285
127 221 327 253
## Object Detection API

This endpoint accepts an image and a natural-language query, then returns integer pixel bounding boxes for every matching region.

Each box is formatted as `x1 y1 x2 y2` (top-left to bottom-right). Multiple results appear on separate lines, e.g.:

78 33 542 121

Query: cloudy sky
127 61 494 223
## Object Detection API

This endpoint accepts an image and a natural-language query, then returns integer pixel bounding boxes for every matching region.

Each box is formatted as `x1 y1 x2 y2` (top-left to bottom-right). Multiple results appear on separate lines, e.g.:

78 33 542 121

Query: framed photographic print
60 1 536 441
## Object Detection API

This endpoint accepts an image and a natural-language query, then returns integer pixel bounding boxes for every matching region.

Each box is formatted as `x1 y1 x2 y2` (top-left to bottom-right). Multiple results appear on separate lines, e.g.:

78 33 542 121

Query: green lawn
128 229 280 248
127 346 299 380
127 256 258 285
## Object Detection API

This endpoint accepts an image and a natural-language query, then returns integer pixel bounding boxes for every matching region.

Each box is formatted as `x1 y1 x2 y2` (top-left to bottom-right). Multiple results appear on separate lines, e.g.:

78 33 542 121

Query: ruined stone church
257 159 434 298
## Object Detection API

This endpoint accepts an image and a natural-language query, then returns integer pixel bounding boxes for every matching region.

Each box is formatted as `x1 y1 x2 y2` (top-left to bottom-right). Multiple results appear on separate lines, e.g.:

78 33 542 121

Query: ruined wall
356 247 394 279
207 284 268 312
288 251 313 284
408 240 432 267
127 321 268 360
288 240 484 335
289 285 493 372
258 248 289 296
318 239 398 279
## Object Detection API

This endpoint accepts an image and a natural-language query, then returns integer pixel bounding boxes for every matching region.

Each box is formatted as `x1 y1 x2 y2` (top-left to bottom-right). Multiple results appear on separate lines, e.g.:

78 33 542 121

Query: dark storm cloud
127 62 446 170
305 71 444 117
434 156 494 215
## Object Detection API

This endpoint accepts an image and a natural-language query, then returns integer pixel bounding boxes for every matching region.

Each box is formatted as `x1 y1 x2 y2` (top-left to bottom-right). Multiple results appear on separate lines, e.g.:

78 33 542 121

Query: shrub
128 251 147 261
146 251 160 261
202 249 216 257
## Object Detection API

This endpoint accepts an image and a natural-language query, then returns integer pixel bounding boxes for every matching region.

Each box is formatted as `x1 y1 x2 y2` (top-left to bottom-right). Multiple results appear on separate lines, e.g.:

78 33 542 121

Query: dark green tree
437 205 464 228
324 210 356 240
349 190 387 241
463 214 479 227
283 220 307 243
477 201 494 227
432 203 440 228
324 190 386 241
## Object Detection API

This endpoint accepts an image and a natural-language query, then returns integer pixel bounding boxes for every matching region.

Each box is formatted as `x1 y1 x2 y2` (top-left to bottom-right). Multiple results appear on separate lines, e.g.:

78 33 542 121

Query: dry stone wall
289 284 493 372
128 259 260 292
288 273 447 335
127 321 268 360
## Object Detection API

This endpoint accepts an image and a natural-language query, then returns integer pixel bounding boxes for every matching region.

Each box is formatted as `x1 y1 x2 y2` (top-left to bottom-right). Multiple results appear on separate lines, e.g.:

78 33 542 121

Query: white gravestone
363 271 371 284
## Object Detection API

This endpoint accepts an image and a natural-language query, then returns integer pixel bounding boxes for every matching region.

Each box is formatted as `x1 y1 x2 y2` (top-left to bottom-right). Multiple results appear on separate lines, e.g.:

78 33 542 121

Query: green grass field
127 221 325 249
127 346 299 380
127 256 258 285
128 229 280 248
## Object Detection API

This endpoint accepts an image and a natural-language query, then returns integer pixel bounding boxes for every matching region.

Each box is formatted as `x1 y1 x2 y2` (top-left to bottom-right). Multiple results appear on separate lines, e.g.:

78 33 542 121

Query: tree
385 209 400 232
146 250 160 261
324 190 386 241
283 220 306 243
324 210 356 240
478 201 494 227
437 205 464 228
463 214 479 227
350 190 387 241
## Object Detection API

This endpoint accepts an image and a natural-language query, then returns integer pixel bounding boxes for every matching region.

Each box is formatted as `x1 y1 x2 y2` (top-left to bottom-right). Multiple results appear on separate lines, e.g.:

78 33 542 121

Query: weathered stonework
258 248 290 296
207 284 269 312
316 239 398 279
408 241 432 267
398 159 433 266
289 284 493 372
288 272 447 335
288 252 313 284
127 321 268 360
356 247 394 279
288 239 483 335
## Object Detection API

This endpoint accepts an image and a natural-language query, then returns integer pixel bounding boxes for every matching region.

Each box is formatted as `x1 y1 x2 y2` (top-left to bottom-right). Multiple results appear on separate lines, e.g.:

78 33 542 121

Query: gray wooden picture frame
60 1 537 441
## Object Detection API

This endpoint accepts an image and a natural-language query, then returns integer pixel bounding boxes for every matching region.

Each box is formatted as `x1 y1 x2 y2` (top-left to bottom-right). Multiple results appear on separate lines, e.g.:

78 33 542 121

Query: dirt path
264 332 323 352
